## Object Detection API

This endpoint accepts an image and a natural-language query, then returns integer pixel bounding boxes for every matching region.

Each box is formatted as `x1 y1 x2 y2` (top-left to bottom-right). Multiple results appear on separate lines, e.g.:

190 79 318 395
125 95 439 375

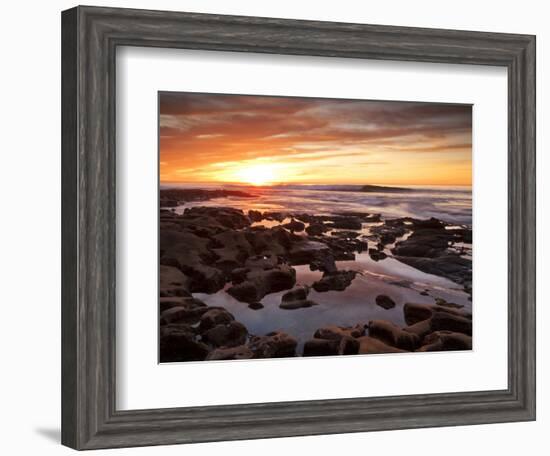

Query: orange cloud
159 92 472 186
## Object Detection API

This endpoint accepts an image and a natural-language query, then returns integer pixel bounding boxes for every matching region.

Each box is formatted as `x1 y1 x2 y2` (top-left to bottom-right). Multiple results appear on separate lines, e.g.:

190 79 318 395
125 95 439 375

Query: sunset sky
159 93 472 186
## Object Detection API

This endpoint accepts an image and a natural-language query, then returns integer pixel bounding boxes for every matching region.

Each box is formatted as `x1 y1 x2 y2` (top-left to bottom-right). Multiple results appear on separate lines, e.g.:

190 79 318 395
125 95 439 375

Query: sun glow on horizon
232 163 278 186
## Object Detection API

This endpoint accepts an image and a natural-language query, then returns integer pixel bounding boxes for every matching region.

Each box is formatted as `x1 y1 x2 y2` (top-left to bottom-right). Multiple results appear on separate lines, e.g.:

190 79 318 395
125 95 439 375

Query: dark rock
160 188 254 204
288 240 330 265
403 303 434 325
201 321 248 348
403 318 433 339
248 302 264 310
249 331 297 358
244 254 279 270
404 302 471 326
375 294 396 310
309 253 337 274
159 324 210 362
369 248 387 261
211 230 253 272
182 206 252 231
430 311 472 336
368 320 420 350
227 264 296 303
206 345 255 360
281 285 310 302
159 265 190 297
370 222 408 246
357 336 406 354
230 267 250 284
313 324 365 340
417 331 472 351
434 297 464 309
280 285 317 309
279 299 317 310
160 229 225 294
263 211 287 222
305 222 329 236
282 219 305 232
199 308 235 331
159 296 205 312
160 305 209 325
303 338 339 356
330 230 360 239
248 209 263 222
303 336 359 356
329 217 363 230
246 226 297 256
312 270 357 292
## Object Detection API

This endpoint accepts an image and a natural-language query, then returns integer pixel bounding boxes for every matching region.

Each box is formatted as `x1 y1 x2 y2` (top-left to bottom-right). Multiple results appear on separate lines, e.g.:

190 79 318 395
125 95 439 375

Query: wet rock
368 320 420 351
227 264 296 303
280 285 317 309
249 331 297 358
357 336 406 354
248 209 263 222
201 321 248 348
211 230 253 272
160 188 254 204
403 303 434 325
182 206 251 230
303 338 339 356
370 222 408 246
434 297 464 309
313 324 365 340
248 302 264 310
263 211 287 222
417 331 472 351
288 240 331 265
282 285 310 302
305 222 329 236
230 267 250 284
419 290 430 296
403 318 432 339
303 336 359 356
160 305 209 325
317 235 367 258
159 324 210 362
330 230 360 239
368 248 387 261
404 302 470 326
199 308 235 331
312 270 357 292
160 198 179 208
159 296 205 312
245 254 279 270
430 311 472 336
159 265 190 297
282 219 306 232
375 294 396 310
310 254 338 274
206 345 255 360
160 230 225 294
329 217 363 230
247 226 297 256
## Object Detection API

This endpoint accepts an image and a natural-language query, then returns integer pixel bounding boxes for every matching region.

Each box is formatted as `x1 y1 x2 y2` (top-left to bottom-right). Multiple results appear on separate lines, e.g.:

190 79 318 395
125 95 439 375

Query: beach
159 184 472 362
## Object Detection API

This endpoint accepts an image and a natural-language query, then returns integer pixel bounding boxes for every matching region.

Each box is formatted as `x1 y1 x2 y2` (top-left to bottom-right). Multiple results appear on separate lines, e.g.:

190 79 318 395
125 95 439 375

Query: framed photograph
61 5 536 450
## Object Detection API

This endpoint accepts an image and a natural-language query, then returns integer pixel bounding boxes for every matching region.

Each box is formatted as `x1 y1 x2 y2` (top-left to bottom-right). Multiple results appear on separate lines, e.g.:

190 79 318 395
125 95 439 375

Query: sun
234 163 278 186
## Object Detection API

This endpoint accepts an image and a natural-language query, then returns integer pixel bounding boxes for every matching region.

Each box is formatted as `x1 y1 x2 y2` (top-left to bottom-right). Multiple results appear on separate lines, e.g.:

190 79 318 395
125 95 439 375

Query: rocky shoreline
159 188 472 362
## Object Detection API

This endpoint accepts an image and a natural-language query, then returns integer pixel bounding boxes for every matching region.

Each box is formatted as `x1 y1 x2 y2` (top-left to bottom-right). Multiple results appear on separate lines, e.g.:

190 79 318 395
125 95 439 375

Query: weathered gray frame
61 5 536 450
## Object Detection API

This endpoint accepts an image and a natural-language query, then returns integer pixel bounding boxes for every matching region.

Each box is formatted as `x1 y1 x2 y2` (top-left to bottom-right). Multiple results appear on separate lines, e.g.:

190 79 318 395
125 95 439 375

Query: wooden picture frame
61 5 536 450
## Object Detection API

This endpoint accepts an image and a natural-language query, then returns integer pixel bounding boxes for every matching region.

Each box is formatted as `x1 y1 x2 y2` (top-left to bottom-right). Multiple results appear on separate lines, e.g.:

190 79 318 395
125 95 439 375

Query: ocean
160 183 472 227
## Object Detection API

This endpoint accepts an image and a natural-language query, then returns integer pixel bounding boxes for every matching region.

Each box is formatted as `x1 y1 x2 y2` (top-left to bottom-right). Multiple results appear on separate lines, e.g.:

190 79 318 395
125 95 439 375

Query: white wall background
0 1 546 454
